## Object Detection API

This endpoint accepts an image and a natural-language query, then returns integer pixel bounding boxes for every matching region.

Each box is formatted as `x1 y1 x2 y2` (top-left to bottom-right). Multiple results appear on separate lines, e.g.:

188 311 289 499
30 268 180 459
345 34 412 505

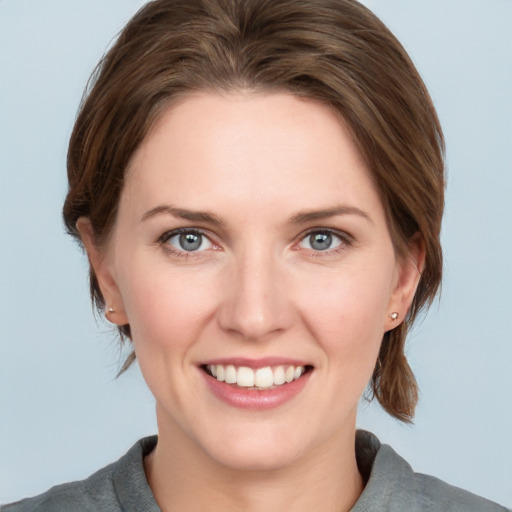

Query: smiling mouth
202 364 313 390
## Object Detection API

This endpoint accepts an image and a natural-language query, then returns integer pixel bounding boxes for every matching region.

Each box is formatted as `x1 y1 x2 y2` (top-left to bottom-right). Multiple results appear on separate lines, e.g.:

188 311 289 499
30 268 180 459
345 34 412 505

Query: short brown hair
63 0 445 422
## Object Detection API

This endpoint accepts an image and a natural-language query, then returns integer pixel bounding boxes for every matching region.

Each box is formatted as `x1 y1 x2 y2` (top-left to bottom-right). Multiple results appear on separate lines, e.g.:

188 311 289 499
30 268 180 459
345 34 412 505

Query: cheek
299 262 392 332
116 260 222 410
295 262 393 375
116 257 218 356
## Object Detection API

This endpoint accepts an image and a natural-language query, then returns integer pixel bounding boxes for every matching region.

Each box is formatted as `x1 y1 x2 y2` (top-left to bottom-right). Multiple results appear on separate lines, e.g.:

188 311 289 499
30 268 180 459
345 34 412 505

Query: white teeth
255 367 274 388
225 365 237 384
273 366 286 385
294 366 304 379
237 366 255 387
207 363 308 388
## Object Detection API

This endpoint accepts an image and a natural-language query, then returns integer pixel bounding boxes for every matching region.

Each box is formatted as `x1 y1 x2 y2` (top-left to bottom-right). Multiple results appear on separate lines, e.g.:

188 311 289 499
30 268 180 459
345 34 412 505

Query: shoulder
1 463 118 512
412 471 510 512
1 436 158 512
353 430 509 512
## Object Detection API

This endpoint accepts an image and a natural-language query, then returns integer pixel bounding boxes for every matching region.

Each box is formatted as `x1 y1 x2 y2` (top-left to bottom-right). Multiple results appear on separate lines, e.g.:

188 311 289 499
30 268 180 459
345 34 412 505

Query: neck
145 411 364 512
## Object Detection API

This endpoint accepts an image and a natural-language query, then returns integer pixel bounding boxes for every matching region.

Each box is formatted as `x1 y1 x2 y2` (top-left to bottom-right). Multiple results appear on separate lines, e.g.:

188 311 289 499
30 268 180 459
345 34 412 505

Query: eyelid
300 227 353 241
158 227 219 257
159 227 209 243
157 226 353 258
295 227 354 252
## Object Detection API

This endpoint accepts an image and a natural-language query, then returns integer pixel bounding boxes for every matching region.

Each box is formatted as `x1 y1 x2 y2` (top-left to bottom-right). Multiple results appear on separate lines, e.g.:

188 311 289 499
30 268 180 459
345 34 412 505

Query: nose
217 247 293 341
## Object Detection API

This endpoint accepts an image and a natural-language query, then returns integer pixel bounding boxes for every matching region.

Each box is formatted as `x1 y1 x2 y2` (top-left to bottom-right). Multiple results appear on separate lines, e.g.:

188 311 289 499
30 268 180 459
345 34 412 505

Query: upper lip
200 357 312 369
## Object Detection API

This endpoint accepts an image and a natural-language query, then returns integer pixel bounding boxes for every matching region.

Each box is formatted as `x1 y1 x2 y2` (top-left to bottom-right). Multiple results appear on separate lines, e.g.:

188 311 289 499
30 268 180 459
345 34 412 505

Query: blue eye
164 230 213 252
299 231 343 251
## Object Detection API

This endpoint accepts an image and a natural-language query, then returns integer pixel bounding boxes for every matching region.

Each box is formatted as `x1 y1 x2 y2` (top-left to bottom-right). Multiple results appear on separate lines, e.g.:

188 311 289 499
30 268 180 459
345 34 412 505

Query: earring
106 306 116 315
389 312 399 322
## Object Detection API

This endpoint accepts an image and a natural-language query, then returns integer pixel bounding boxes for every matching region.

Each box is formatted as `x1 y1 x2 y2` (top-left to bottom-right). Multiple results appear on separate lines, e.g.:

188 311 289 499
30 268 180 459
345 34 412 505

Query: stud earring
106 306 116 315
389 312 399 322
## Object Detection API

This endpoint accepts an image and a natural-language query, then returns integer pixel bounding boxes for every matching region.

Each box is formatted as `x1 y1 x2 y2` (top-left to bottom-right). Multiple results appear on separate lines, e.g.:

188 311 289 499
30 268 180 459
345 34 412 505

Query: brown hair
63 0 444 422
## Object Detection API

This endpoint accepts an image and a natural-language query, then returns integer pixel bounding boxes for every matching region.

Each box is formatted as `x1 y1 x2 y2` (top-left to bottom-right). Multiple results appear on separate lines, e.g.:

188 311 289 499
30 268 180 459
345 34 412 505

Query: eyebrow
288 205 372 225
140 205 225 227
141 203 372 227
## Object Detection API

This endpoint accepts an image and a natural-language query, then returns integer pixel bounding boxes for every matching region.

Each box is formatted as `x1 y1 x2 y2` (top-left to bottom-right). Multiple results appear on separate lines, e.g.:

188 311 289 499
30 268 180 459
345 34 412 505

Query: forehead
123 91 383 223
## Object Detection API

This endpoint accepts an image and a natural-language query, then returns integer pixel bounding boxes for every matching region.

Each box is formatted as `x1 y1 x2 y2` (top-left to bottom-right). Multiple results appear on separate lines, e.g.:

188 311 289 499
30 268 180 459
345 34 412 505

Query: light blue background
1 0 511 506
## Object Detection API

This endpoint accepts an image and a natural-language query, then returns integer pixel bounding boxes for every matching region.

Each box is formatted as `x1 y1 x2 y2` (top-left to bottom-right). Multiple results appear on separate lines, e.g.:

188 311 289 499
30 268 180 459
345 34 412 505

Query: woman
2 0 509 510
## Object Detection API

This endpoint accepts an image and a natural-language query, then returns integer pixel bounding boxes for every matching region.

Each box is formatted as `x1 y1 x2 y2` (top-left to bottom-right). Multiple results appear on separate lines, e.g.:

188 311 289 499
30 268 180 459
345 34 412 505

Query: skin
78 91 423 512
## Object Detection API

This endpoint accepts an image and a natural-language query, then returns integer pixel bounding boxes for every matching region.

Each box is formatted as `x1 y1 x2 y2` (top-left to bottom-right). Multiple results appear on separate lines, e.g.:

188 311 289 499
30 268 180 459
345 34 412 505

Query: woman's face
83 92 420 471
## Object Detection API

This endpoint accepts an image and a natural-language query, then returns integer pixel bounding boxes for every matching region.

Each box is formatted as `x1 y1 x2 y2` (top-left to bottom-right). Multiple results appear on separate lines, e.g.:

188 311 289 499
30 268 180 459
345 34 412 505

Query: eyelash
158 228 214 259
297 228 353 257
157 227 353 259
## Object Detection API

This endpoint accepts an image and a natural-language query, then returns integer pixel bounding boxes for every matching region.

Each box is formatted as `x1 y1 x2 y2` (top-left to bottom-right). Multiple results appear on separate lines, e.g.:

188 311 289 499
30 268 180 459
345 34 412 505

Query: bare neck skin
144 405 364 512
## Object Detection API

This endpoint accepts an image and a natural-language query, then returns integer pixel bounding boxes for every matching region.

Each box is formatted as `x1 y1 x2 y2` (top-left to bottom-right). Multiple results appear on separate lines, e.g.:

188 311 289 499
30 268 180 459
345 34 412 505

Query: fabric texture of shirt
2 431 509 511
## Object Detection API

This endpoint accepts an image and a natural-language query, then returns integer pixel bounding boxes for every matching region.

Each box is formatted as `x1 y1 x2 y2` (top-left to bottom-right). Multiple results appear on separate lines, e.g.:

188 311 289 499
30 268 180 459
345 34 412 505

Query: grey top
2 431 508 511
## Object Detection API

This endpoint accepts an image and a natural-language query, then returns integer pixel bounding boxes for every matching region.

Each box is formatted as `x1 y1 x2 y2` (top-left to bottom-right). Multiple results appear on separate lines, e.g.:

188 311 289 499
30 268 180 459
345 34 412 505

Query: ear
385 233 425 331
76 217 129 326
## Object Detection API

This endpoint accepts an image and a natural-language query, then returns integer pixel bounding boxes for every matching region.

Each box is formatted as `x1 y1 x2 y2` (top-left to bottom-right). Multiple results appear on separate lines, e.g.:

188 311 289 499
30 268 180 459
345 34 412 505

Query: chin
208 443 303 473
194 420 316 472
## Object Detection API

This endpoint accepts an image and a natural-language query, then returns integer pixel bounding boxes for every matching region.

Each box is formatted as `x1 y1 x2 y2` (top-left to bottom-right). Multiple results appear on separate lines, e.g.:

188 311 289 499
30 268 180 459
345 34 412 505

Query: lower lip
201 369 312 411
